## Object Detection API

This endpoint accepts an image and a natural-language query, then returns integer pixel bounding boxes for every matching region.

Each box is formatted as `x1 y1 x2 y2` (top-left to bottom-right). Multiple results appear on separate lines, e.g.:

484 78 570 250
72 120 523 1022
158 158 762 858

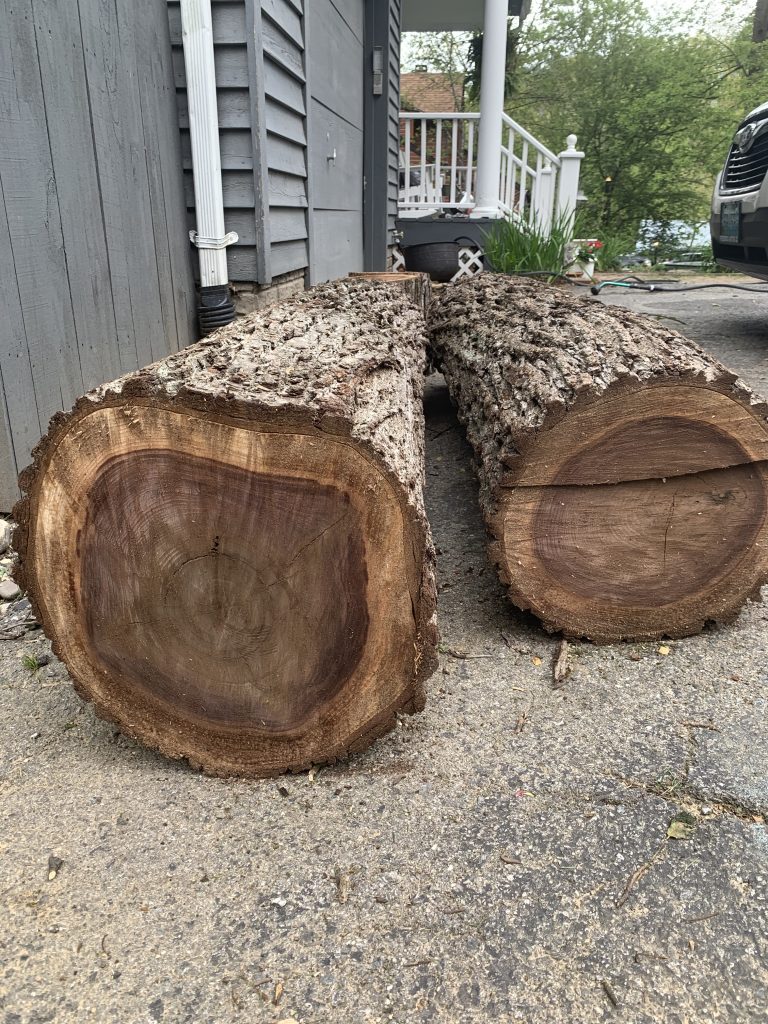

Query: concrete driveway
1 277 767 1023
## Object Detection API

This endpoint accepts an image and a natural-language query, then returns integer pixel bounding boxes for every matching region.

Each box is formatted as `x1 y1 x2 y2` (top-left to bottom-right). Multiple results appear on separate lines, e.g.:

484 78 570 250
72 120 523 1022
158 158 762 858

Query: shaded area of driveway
1 277 767 1023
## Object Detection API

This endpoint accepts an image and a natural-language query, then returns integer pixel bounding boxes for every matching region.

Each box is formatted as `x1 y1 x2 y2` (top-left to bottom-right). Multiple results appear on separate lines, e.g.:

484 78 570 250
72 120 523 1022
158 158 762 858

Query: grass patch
483 210 575 275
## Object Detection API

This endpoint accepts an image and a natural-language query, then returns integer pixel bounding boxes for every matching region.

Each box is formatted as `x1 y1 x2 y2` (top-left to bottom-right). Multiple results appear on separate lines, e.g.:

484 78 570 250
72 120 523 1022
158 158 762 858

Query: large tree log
14 278 437 776
430 275 768 642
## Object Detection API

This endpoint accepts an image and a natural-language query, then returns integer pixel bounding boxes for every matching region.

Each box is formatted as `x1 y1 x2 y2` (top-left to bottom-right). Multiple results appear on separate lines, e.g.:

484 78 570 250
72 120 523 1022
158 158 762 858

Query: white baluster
404 119 411 207
450 120 458 204
420 118 428 203
532 152 543 223
466 120 475 200
505 126 515 210
435 119 443 204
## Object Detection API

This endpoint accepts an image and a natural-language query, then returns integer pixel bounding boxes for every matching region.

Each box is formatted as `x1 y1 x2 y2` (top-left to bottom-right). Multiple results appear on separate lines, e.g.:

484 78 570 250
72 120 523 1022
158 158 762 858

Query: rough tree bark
15 277 438 776
430 275 768 642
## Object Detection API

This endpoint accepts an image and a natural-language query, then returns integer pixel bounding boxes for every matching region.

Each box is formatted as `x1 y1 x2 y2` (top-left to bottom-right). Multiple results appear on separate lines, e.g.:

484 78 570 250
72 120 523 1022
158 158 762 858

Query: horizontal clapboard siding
387 0 401 246
169 0 260 281
261 0 309 278
169 0 309 283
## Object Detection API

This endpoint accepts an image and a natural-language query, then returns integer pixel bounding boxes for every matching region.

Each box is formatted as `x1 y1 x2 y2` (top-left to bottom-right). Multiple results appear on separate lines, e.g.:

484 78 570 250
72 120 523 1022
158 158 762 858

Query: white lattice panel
452 246 484 282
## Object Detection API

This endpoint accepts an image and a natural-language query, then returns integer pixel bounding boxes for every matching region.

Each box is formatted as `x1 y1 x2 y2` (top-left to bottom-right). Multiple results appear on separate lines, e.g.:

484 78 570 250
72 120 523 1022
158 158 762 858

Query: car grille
722 121 768 192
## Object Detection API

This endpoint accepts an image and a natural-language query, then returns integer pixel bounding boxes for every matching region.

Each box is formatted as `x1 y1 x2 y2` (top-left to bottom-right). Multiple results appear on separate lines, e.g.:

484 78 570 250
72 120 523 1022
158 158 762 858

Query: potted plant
566 239 603 278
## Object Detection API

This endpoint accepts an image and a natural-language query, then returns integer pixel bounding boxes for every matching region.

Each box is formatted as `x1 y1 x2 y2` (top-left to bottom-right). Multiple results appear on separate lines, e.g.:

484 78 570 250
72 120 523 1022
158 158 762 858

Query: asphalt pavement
1 274 767 1023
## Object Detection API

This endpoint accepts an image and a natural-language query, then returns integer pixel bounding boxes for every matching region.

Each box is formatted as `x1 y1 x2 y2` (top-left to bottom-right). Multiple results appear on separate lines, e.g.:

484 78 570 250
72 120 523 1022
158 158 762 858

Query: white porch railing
399 111 582 233
400 112 481 210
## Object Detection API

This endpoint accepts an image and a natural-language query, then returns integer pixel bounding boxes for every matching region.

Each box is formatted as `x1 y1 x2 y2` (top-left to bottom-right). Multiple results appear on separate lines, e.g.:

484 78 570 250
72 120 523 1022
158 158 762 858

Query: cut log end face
498 385 768 641
81 452 368 732
29 404 425 775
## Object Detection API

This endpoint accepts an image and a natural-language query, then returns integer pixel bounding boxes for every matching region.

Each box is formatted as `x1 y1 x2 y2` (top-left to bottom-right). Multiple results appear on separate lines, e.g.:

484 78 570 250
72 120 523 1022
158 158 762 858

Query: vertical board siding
0 0 195 509
1 0 83 428
363 0 400 270
305 0 364 283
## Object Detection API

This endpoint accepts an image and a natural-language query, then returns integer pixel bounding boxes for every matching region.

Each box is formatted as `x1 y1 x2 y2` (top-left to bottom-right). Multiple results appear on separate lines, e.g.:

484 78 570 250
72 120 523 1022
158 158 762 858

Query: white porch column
555 134 585 236
471 0 509 219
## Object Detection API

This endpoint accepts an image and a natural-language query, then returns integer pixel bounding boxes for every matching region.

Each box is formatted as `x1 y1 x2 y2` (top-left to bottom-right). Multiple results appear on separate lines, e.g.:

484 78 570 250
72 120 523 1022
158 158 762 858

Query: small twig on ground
683 910 723 924
633 951 668 963
646 313 689 327
427 424 458 440
552 639 572 689
682 721 721 732
616 839 668 908
440 646 495 660
601 980 619 1008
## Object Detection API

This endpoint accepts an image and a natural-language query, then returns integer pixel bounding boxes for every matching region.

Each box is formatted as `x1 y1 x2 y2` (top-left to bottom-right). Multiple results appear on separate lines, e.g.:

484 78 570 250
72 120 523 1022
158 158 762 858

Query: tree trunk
14 277 438 776
430 275 768 642
754 0 768 42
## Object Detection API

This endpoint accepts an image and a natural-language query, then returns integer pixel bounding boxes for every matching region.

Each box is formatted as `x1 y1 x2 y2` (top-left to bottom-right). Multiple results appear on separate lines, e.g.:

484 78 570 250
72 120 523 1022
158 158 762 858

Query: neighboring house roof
401 72 465 113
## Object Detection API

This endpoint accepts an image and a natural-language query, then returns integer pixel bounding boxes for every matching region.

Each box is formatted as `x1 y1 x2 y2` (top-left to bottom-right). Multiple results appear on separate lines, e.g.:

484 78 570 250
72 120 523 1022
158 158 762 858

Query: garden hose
491 271 768 296
590 279 768 295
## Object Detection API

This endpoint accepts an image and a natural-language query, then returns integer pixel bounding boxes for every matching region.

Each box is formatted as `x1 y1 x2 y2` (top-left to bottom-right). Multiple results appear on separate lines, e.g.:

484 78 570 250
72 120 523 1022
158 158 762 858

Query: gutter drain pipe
180 0 238 335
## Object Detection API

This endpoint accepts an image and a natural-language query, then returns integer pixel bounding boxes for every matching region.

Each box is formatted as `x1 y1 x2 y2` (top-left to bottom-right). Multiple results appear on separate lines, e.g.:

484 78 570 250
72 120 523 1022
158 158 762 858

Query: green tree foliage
403 2 768 237
465 25 522 105
506 0 768 235
402 32 474 111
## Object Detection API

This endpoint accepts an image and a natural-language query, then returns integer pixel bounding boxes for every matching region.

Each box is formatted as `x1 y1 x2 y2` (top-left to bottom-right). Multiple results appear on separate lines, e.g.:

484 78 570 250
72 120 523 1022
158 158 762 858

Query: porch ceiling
402 0 528 33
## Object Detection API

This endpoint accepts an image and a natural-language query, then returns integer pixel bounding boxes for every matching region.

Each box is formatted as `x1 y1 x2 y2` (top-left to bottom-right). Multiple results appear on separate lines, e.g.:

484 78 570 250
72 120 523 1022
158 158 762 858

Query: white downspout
471 0 509 219
180 0 238 333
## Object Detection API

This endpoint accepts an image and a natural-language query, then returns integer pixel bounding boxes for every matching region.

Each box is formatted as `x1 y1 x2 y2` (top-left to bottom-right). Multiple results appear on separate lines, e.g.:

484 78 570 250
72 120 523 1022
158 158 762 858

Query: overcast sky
526 0 756 32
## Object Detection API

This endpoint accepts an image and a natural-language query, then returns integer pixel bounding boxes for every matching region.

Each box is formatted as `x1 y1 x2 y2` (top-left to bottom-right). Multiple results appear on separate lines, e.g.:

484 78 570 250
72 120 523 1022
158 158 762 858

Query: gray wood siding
0 0 195 509
170 0 309 283
387 0 402 246
363 0 401 270
169 0 259 282
306 0 365 283
261 0 309 279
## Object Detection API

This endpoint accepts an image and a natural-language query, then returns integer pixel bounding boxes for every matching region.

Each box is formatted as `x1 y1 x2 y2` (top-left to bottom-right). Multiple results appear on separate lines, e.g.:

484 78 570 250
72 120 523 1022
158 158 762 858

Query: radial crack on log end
431 275 768 641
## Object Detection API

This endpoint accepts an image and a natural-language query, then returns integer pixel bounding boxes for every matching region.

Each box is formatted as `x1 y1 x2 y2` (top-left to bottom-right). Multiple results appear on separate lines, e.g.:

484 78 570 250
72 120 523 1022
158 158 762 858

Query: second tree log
430 276 768 641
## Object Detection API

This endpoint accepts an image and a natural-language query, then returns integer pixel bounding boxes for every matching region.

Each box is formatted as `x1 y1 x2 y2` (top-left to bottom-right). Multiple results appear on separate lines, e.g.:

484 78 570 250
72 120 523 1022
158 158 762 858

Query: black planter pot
401 234 484 283
401 242 462 282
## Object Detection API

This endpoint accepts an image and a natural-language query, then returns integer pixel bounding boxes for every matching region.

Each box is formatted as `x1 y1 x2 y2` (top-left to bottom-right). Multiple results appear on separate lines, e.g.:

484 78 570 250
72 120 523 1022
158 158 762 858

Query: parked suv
711 101 768 280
